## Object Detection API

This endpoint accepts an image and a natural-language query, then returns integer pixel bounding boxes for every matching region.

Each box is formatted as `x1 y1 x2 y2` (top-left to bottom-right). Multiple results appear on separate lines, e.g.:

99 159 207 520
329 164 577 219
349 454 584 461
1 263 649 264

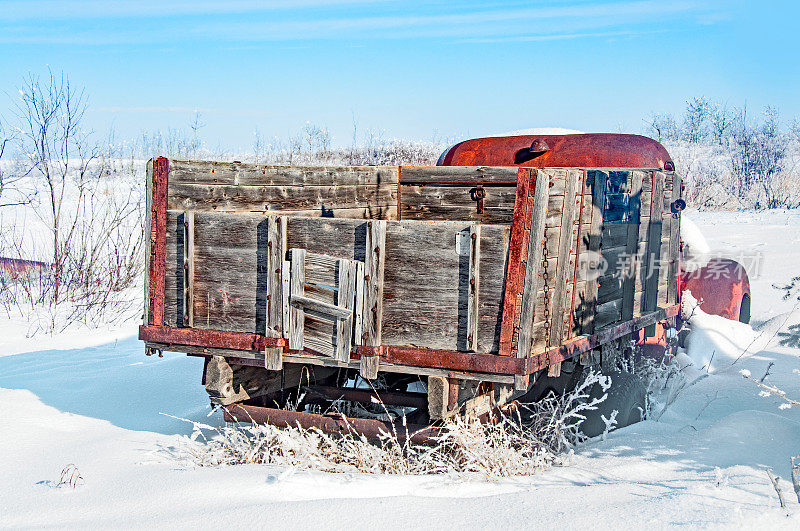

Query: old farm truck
139 133 750 439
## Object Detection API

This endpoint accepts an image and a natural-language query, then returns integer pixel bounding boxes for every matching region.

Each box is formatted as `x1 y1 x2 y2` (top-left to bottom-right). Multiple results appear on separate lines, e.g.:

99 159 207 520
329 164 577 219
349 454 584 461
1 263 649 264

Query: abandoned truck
139 133 751 439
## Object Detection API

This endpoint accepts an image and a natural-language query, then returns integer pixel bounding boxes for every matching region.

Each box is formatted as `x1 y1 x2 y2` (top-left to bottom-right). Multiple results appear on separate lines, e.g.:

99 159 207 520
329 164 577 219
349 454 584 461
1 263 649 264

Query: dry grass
167 372 610 478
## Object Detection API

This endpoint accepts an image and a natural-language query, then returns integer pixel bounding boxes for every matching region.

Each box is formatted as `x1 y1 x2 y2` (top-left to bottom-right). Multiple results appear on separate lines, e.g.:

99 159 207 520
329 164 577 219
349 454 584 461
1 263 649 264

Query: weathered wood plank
621 170 644 322
642 171 664 335
164 210 181 328
548 169 581 346
281 260 290 339
292 294 352 320
595 298 623 330
266 216 287 338
360 355 379 380
476 225 511 353
168 182 397 215
601 223 628 248
399 166 519 184
353 261 365 346
362 220 386 347
289 249 306 350
567 171 589 339
582 170 607 333
181 211 195 327
467 225 481 352
516 169 552 362
170 160 399 187
264 347 283 371
399 181 593 225
399 184 516 224
381 222 509 352
658 221 672 307
305 252 341 288
335 259 357 362
667 172 682 304
598 274 624 304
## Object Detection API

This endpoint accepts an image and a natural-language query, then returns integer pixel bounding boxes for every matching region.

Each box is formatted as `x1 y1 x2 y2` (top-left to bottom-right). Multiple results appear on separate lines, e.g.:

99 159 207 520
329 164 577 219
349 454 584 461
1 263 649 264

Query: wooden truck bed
140 159 681 390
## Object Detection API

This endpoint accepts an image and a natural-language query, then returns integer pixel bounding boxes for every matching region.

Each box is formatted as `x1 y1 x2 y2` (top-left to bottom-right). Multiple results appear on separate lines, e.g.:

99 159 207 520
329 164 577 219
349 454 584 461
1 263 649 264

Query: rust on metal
472 184 486 214
144 303 678 377
532 303 681 371
681 259 750 321
498 167 533 356
139 325 284 352
148 157 169 325
439 133 673 170
223 403 442 444
358 344 525 375
514 138 552 164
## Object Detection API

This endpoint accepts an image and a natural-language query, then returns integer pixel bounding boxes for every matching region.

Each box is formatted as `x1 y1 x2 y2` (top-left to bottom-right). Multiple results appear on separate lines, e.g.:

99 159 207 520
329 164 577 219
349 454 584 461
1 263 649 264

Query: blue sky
0 0 795 149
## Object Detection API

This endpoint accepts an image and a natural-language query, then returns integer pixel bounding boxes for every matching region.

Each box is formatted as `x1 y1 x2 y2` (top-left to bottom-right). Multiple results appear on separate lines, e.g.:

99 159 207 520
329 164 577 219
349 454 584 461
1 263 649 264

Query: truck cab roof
437 133 674 171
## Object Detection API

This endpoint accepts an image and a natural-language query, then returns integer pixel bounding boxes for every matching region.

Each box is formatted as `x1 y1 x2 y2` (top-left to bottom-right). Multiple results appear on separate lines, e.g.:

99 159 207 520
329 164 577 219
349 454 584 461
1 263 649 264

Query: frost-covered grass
168 372 610 478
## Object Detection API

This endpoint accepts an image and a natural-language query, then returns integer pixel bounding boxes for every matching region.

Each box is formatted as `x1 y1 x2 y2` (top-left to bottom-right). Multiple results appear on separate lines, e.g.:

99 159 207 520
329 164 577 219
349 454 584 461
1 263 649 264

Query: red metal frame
140 304 678 377
498 168 533 356
148 157 169 325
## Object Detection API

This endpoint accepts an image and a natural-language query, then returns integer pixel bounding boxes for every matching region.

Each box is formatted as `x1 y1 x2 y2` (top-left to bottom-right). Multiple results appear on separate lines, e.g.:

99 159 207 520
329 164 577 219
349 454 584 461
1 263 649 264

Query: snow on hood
681 291 763 373
680 214 711 272
486 128 585 137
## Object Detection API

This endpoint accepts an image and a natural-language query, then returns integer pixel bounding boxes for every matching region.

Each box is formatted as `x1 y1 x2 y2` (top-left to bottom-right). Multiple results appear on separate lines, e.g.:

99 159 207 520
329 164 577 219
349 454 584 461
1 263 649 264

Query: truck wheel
739 294 751 324
579 371 646 438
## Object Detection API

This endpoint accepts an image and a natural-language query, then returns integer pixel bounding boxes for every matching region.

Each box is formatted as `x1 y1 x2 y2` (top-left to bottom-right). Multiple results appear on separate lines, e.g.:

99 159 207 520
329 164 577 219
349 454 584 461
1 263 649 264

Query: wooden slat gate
286 249 363 363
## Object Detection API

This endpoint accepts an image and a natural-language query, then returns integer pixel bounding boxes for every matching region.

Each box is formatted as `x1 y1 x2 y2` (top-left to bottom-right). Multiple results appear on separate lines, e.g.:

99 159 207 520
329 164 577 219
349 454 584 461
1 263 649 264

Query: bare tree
190 111 205 160
790 118 800 145
12 70 102 304
301 123 331 156
683 97 712 144
646 112 679 143
730 106 789 208
709 101 736 145
252 127 265 163
6 70 145 331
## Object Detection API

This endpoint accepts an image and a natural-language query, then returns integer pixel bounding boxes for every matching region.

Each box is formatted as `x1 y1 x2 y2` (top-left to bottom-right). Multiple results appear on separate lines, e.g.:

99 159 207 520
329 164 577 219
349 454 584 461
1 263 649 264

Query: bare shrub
56 464 84 489
0 119 30 209
245 124 446 167
648 98 800 209
1 71 145 331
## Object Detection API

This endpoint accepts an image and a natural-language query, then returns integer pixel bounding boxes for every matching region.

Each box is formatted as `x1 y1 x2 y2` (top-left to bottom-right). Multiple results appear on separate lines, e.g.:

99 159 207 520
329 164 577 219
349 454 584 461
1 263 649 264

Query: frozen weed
168 372 609 478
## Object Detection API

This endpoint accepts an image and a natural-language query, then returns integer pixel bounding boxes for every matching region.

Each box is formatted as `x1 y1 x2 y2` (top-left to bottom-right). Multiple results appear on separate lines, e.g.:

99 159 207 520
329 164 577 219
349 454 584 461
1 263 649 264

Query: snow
486 127 585 137
680 213 712 271
2 209 800 527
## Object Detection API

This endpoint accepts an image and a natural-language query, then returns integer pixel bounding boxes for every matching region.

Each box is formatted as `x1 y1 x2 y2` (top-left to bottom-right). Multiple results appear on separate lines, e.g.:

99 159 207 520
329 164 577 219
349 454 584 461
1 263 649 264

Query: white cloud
0 0 725 45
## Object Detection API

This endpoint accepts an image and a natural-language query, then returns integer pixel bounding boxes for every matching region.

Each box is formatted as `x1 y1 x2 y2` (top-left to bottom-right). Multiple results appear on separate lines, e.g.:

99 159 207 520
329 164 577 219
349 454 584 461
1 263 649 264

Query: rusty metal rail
223 403 441 444
139 304 679 377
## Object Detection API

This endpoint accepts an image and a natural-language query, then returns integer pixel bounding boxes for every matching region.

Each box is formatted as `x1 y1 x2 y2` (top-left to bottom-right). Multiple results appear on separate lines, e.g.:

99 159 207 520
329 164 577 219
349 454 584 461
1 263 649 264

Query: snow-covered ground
1 210 800 528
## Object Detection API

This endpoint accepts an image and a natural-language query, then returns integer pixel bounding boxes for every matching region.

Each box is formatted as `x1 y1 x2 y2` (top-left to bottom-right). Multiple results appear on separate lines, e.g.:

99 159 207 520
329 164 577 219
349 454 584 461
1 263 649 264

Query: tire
739 294 751 324
579 371 646 438
520 362 585 403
